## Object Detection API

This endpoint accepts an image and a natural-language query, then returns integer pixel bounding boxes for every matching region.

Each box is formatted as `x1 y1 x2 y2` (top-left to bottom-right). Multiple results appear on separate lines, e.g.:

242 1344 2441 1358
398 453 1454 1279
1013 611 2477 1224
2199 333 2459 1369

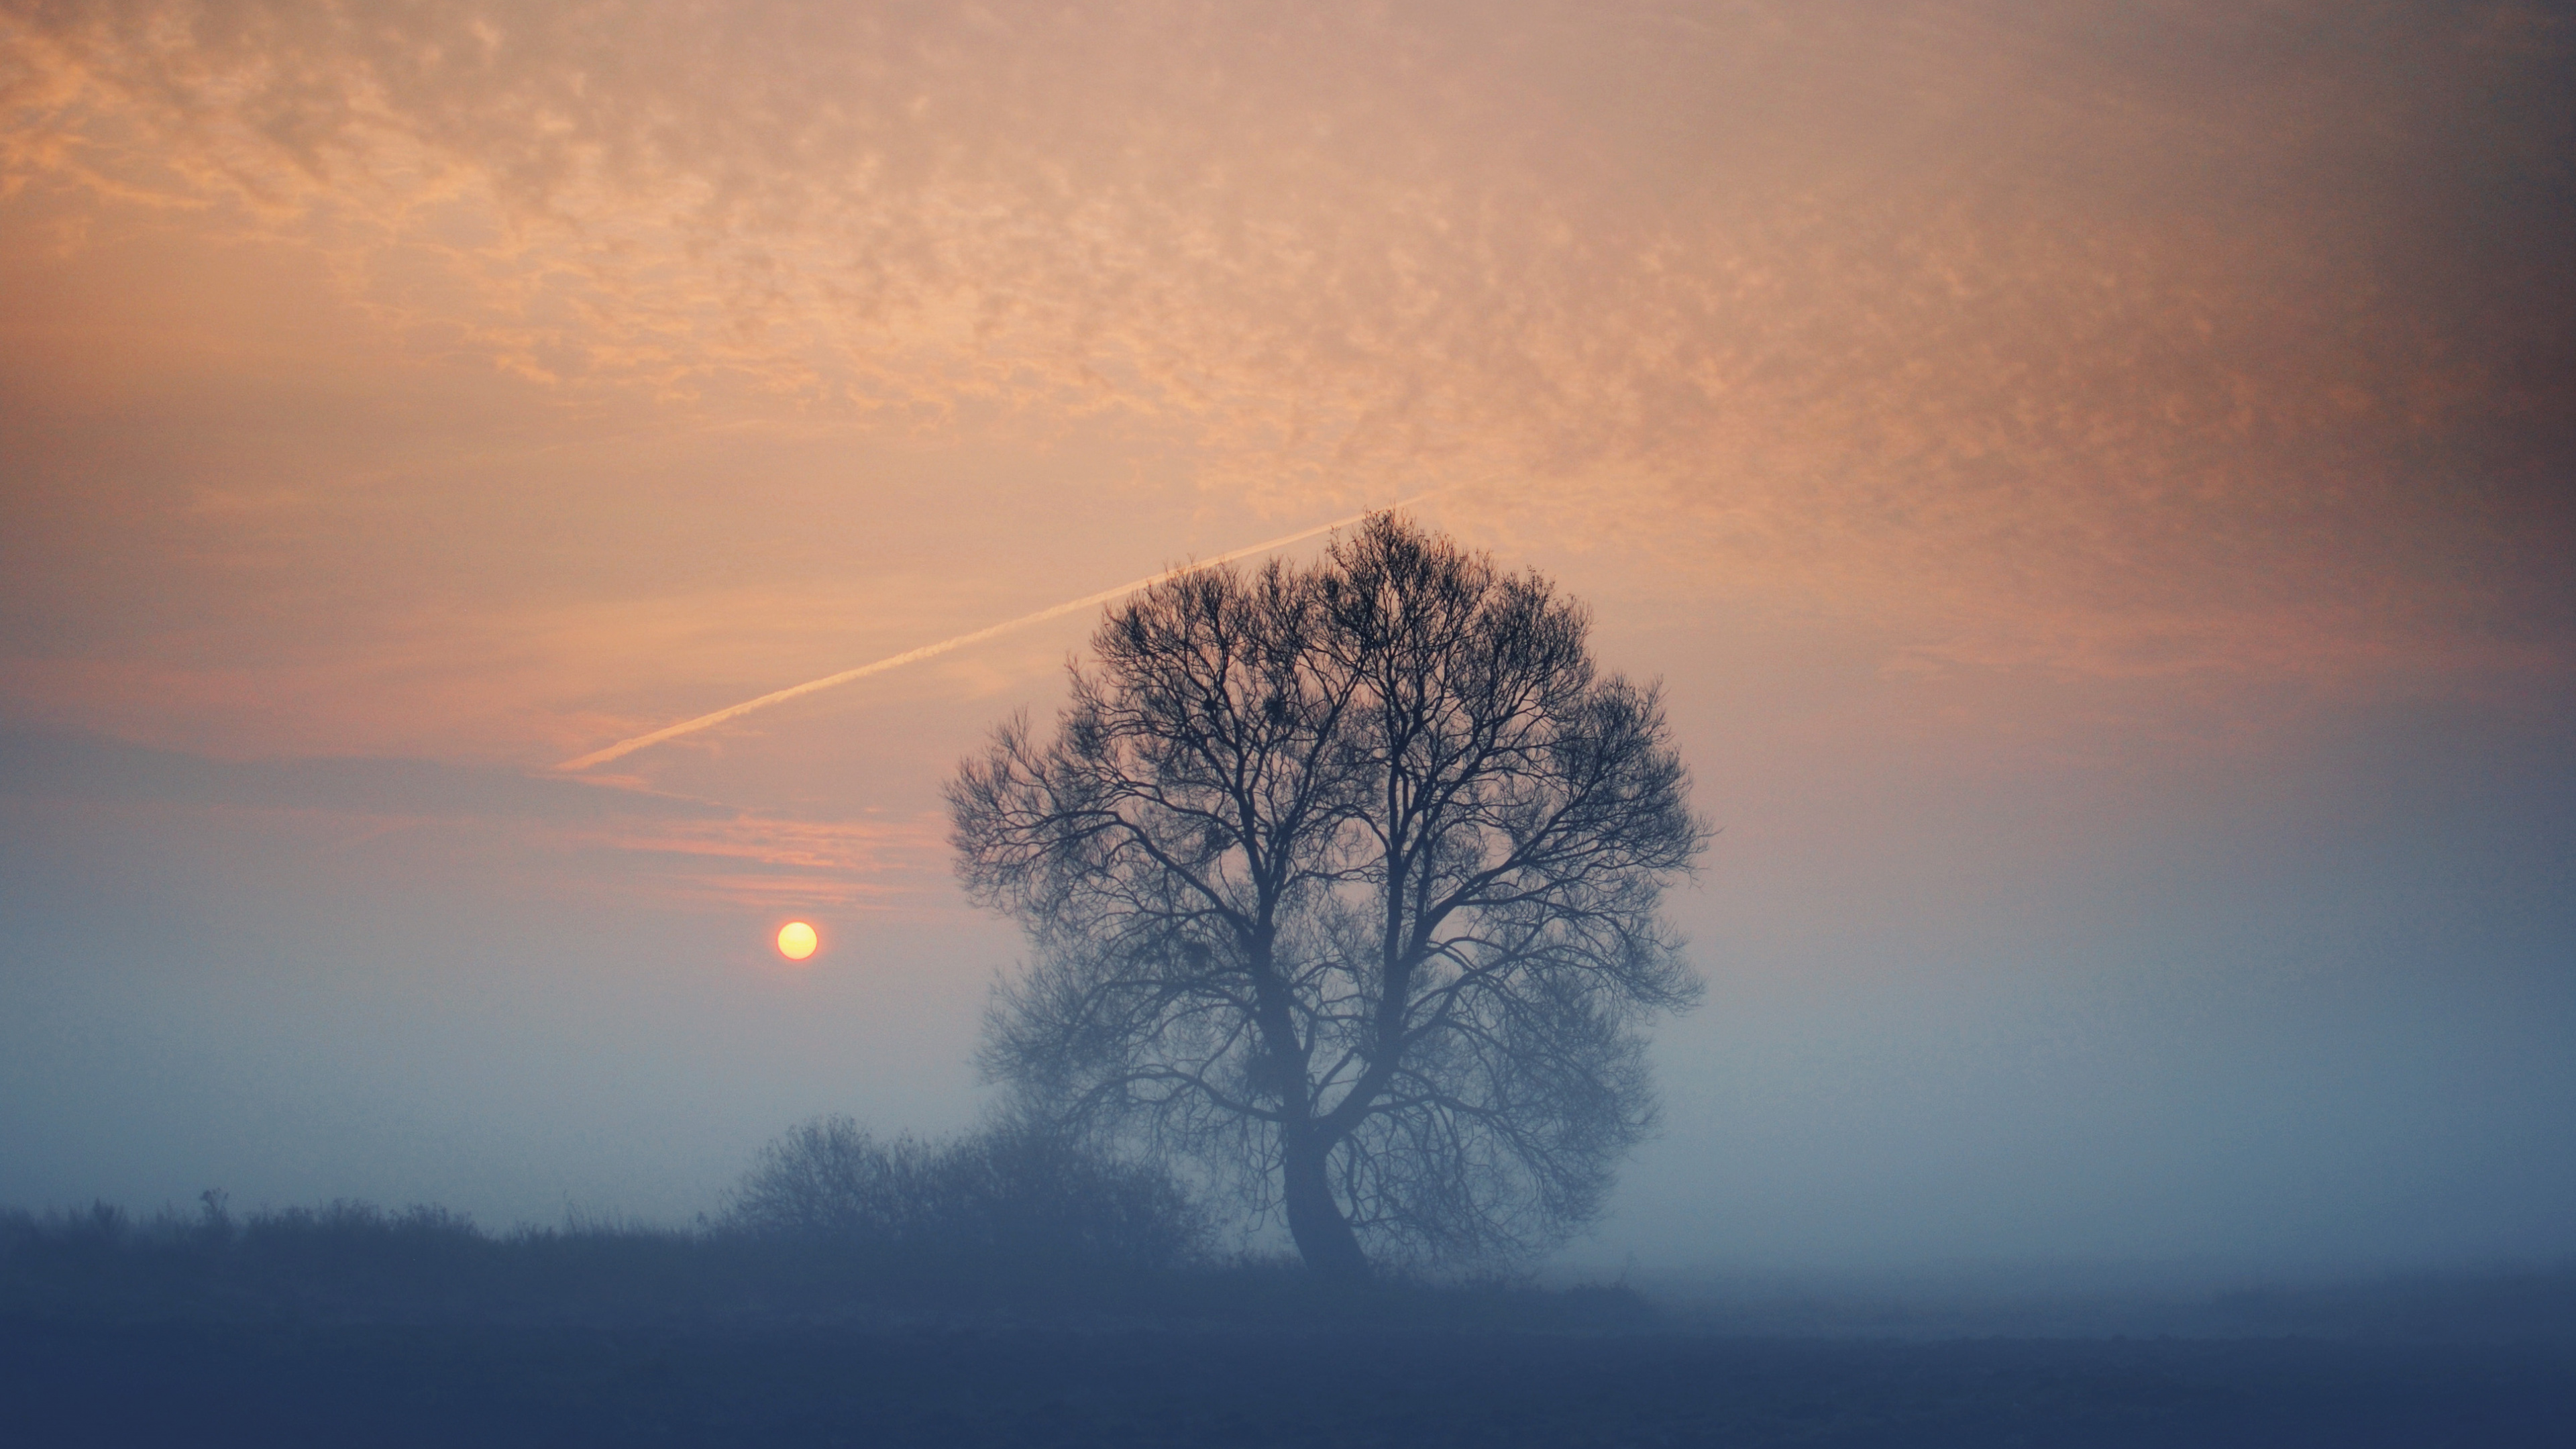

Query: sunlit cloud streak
570 814 952 911
0 727 728 818
555 500 1416 771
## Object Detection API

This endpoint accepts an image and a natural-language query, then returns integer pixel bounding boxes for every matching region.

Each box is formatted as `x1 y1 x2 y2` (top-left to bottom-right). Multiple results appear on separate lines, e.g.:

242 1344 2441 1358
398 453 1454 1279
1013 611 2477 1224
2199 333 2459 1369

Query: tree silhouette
949 515 1705 1279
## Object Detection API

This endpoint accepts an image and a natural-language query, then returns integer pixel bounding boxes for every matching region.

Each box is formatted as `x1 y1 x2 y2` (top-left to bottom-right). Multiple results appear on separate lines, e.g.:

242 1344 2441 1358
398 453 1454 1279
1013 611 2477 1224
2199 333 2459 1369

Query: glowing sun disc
775 920 818 961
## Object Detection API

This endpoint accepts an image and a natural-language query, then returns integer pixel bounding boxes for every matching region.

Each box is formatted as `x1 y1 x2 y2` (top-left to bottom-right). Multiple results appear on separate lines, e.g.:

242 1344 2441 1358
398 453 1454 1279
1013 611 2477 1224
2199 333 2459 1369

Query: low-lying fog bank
1599 1261 2576 1342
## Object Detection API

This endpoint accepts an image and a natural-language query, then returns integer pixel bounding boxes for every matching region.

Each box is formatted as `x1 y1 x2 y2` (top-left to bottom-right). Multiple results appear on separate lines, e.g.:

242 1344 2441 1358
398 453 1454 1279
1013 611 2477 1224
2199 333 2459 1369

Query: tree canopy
948 514 1706 1278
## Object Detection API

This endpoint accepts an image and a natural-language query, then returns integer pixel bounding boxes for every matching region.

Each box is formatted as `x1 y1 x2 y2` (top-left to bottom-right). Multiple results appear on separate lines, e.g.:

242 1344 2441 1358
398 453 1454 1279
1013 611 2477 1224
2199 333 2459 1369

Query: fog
7 607 2571 1276
4 0 2573 1295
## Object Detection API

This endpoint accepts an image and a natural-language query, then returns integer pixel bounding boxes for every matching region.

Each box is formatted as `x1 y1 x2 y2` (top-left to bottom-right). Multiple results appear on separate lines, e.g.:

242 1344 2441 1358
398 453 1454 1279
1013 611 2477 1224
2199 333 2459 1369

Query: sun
775 920 818 961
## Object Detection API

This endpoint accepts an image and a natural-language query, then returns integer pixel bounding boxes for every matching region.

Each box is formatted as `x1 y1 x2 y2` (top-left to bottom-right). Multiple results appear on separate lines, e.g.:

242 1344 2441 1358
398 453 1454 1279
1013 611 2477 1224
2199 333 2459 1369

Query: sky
3 0 2571 1271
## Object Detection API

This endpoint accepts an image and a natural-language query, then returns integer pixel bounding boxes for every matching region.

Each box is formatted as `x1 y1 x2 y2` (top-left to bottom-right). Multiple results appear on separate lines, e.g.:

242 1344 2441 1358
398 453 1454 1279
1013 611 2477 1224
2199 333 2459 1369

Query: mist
4 1 2573 1441
7 606 2570 1274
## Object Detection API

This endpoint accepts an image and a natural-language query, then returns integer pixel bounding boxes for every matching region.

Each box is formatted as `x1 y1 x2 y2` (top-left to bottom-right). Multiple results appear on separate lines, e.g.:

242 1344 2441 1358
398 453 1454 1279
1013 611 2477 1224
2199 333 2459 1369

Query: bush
723 1118 1205 1273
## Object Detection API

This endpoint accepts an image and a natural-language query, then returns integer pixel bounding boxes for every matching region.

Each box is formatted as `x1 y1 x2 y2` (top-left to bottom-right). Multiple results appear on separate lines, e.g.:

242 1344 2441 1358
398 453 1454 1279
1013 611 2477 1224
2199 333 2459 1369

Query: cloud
0 727 733 820
0 727 963 910
568 813 950 912
4 0 2569 704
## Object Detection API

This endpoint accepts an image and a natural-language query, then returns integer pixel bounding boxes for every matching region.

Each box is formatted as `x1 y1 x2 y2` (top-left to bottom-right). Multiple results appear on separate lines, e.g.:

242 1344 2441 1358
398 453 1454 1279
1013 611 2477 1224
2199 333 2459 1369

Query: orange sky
3 1 2571 1257
9 1 2566 767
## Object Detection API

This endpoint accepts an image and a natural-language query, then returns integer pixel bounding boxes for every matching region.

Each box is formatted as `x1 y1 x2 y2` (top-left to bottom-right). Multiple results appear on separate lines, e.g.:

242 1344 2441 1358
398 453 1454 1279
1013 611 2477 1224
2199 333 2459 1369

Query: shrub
723 1118 1205 1273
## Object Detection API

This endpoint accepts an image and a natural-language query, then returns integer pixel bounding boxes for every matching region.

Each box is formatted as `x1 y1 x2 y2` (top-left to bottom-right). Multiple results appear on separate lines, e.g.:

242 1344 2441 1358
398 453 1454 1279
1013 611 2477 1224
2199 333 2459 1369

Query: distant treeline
0 1118 1648 1330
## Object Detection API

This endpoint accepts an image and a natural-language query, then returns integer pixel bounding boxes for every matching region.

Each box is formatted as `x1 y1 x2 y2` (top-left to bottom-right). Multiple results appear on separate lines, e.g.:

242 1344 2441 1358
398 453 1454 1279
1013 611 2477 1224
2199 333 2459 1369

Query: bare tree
949 515 1705 1279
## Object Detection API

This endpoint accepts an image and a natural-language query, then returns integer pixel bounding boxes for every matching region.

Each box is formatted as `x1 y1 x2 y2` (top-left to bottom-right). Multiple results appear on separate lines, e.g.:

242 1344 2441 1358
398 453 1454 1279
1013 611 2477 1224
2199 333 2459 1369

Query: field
7 1203 2571 1447
14 1315 2576 1446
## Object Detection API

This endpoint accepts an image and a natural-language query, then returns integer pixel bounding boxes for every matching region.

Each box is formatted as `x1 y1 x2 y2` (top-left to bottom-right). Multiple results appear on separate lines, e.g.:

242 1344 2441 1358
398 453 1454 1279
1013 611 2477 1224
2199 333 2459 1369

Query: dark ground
8 1315 2573 1448
7 1205 2571 1446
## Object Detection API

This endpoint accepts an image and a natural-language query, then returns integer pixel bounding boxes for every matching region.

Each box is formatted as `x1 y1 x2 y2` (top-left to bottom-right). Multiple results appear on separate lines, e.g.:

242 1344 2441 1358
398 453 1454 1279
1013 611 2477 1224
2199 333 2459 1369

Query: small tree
950 515 1705 1279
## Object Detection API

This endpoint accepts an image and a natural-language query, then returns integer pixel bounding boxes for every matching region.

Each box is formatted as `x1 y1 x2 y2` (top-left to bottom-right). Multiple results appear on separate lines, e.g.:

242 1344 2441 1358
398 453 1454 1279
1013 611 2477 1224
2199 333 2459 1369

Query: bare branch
950 516 1704 1276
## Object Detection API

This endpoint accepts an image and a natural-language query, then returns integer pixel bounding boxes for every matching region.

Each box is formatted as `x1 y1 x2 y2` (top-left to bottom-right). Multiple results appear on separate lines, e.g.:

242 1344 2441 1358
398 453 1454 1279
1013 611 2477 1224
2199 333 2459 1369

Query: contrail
556 502 1412 772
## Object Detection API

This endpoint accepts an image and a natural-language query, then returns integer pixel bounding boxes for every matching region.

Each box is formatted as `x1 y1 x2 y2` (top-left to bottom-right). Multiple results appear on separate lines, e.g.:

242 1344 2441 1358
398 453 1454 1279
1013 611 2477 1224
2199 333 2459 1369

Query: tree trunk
1281 1132 1369 1283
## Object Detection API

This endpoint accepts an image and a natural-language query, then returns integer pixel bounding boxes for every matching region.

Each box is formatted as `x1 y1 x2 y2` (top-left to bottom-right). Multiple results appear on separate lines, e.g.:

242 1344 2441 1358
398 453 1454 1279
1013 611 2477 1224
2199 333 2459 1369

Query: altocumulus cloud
3 0 2569 690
